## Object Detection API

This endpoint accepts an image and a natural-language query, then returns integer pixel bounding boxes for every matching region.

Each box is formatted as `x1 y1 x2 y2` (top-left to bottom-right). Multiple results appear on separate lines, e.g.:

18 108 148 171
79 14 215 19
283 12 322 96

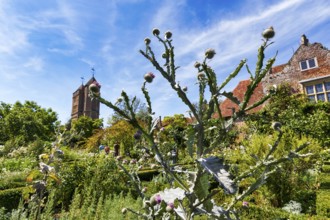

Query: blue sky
1 0 329 124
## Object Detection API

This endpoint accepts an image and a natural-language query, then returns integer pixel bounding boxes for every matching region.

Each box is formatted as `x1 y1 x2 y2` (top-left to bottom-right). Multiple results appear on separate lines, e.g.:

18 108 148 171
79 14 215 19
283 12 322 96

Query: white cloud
23 57 44 72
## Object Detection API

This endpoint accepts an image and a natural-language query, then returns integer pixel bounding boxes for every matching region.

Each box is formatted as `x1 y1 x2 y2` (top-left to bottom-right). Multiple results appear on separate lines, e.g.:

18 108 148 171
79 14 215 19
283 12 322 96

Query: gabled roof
218 80 265 118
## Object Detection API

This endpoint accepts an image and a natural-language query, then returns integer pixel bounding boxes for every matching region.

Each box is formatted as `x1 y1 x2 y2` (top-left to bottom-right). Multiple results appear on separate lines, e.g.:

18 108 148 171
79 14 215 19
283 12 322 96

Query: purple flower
166 202 175 212
242 201 249 207
150 194 162 206
155 195 161 204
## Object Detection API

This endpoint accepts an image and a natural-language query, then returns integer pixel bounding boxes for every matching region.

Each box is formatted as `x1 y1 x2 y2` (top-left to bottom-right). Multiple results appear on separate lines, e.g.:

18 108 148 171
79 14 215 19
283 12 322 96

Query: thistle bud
205 48 216 59
166 202 175 212
144 72 155 83
121 208 127 214
152 28 160 36
89 83 100 95
165 31 172 39
262 26 275 39
150 194 162 206
197 72 205 80
144 38 151 45
162 52 168 59
194 61 201 69
271 122 282 131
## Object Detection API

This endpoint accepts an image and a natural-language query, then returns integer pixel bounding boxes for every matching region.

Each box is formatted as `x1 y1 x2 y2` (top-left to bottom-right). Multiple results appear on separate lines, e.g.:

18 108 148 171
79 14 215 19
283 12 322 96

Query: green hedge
321 165 330 173
0 187 26 212
137 169 159 181
316 189 330 218
319 173 330 190
0 181 26 191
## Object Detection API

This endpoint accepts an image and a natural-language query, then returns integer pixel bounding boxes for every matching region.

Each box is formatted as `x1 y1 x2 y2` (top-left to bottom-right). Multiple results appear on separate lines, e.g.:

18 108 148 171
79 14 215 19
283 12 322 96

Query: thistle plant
90 28 312 219
25 130 64 219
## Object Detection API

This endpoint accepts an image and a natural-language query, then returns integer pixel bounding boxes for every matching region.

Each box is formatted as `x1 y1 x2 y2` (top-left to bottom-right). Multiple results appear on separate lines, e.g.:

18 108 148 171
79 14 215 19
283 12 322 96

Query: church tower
71 76 100 120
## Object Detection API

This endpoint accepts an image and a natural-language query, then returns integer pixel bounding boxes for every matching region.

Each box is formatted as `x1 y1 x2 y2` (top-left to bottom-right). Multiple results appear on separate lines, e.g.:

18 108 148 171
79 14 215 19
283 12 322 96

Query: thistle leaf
197 156 237 194
158 187 186 203
221 91 240 105
193 168 213 212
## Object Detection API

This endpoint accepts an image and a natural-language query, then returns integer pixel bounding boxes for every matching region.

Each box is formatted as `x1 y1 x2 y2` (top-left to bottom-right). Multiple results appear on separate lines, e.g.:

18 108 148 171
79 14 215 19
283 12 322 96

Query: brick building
71 76 101 120
263 35 330 101
220 35 330 117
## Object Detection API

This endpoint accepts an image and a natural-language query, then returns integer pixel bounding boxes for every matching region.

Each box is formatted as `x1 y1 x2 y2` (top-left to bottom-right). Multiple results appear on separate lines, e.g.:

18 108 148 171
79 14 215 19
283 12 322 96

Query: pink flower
144 72 155 83
166 202 175 212
150 194 162 206
242 201 249 207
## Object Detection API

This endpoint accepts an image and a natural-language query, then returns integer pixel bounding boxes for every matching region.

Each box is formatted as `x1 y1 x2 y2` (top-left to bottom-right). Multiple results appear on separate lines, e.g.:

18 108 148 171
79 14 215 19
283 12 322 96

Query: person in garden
114 142 120 156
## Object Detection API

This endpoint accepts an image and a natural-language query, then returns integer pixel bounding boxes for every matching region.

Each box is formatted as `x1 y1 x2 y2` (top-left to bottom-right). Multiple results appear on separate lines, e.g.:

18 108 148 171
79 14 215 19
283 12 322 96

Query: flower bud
121 208 127 214
271 122 282 131
166 202 175 212
142 187 147 193
162 52 168 59
262 26 275 39
182 86 188 92
205 48 216 59
165 31 172 39
194 62 201 69
150 194 162 206
144 72 155 83
89 83 100 95
144 38 151 45
152 28 160 36
197 72 205 80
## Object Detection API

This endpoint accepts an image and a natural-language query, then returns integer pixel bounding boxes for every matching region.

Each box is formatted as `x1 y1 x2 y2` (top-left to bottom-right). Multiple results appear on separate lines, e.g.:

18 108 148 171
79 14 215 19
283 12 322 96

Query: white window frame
304 81 330 102
299 57 318 71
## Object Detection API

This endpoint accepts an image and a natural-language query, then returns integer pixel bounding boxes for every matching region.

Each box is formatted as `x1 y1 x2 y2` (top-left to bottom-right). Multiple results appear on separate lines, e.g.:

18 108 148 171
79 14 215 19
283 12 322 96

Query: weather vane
80 76 84 85
91 67 95 77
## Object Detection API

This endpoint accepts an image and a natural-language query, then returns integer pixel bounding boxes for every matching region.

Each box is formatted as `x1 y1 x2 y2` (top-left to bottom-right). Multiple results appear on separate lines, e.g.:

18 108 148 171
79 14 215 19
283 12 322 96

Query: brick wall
262 42 330 93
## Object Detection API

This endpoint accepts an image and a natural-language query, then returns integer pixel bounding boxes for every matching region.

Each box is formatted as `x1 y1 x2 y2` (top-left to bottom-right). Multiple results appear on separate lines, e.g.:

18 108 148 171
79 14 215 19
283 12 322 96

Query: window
300 58 318 71
304 81 330 102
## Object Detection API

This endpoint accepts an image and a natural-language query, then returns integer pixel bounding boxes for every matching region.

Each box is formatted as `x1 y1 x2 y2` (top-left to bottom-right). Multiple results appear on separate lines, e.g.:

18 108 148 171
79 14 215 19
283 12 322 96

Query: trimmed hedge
137 169 159 181
319 173 330 190
316 189 330 218
0 187 26 212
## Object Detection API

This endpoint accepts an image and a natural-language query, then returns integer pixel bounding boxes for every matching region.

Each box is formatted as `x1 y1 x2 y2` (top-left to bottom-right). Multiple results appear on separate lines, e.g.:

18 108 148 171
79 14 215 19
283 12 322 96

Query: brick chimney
300 34 309 46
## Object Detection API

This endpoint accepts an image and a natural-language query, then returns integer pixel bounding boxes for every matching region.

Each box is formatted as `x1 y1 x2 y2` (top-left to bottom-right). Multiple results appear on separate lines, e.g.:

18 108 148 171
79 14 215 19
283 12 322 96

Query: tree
69 116 103 147
107 97 149 126
0 101 58 145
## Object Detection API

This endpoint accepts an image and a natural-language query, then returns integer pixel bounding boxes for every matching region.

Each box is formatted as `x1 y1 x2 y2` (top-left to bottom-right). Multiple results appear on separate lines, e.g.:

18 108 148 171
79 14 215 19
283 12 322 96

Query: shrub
0 187 26 212
316 189 330 218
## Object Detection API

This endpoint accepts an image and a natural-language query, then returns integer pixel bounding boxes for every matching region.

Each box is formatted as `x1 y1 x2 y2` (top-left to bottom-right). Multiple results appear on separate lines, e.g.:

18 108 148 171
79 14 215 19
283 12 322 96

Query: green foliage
316 189 330 218
103 120 135 155
247 84 330 147
0 101 58 146
69 116 103 147
55 155 131 209
0 187 26 212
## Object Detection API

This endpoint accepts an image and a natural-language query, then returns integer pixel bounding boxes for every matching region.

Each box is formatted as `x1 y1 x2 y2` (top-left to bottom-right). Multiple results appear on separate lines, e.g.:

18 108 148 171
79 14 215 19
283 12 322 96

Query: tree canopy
0 101 58 145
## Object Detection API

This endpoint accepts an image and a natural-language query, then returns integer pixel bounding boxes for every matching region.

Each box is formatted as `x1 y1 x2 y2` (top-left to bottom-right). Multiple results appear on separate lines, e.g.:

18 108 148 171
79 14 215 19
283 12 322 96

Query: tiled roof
270 63 286 74
218 80 265 118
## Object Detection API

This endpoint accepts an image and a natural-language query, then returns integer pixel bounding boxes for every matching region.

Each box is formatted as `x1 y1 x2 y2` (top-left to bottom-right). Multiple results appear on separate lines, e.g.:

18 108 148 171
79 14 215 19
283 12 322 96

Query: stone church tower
71 76 100 120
